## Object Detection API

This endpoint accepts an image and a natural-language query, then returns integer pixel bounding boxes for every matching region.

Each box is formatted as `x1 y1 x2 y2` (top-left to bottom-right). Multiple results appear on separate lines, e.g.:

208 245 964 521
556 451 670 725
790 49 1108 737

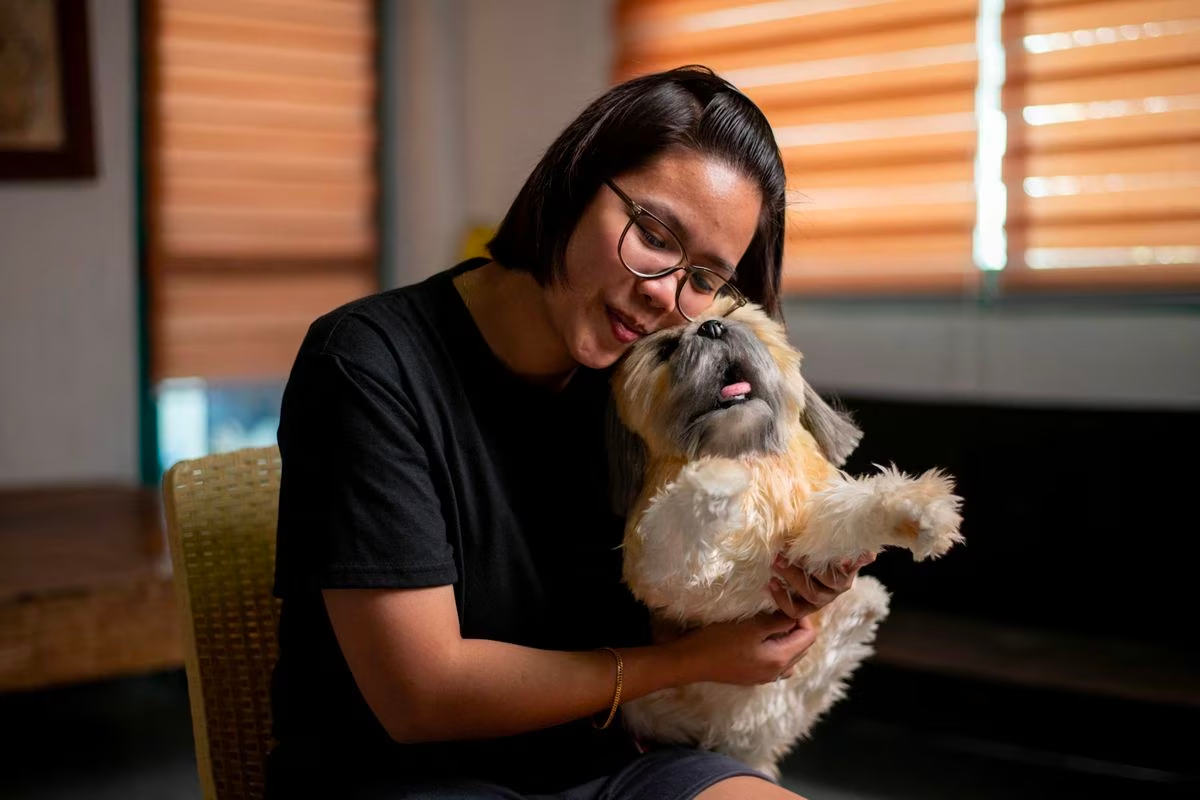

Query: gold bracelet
592 647 624 730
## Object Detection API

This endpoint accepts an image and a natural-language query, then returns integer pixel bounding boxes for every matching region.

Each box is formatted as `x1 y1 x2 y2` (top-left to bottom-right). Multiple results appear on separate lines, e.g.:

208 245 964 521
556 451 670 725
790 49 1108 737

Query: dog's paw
886 469 964 560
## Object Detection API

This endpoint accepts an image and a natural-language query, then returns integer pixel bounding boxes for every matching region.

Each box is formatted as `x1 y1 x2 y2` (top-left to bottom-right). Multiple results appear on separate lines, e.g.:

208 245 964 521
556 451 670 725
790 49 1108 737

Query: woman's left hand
768 552 877 620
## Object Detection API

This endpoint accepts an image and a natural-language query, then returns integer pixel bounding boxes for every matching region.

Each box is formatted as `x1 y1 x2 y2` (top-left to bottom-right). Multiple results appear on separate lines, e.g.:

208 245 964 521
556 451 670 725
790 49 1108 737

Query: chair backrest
163 446 282 800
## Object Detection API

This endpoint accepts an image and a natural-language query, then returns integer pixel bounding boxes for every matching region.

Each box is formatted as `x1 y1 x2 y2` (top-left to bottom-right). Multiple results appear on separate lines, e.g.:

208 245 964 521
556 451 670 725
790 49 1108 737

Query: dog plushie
608 302 963 777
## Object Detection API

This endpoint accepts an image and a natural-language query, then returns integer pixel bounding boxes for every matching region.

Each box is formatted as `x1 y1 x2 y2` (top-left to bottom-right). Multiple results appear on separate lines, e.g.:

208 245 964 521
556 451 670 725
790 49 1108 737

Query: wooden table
0 487 183 693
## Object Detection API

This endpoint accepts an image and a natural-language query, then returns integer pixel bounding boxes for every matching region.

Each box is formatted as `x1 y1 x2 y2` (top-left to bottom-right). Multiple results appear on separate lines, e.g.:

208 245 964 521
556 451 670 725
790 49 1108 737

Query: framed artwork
0 0 95 180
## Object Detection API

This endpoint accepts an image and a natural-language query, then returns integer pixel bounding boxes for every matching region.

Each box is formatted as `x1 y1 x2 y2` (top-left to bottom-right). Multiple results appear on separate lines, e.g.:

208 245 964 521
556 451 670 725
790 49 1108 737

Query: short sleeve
273 338 458 597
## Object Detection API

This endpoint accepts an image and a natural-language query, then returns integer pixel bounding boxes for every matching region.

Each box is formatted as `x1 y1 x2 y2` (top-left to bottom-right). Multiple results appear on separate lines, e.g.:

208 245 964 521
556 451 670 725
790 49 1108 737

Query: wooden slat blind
1005 0 1200 289
146 0 379 381
616 0 982 294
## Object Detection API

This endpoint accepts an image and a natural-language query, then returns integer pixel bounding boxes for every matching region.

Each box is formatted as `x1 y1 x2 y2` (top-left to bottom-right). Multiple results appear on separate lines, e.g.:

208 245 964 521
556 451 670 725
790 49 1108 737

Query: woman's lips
607 306 645 344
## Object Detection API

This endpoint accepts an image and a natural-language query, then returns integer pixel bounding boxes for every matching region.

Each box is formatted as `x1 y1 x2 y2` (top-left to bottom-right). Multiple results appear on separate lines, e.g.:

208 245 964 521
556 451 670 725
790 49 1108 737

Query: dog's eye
656 336 680 362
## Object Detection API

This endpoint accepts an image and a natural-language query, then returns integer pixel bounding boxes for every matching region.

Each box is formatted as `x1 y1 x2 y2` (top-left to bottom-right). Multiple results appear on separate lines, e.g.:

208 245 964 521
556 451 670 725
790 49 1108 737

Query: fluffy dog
609 302 963 777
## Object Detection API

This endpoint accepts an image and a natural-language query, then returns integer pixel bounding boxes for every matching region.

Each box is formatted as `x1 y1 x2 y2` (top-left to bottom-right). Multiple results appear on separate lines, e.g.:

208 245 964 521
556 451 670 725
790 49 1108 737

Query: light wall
0 0 137 486
784 302 1200 410
386 0 614 287
0 0 1196 487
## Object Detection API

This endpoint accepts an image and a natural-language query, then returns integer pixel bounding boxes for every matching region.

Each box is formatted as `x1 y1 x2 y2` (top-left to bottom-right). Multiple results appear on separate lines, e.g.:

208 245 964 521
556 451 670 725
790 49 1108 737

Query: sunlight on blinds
1006 0 1200 288
618 0 1200 293
617 0 982 294
148 0 379 380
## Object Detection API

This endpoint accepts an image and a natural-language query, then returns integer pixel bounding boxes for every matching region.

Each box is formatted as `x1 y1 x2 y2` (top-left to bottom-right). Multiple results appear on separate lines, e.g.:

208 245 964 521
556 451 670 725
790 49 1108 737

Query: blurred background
0 0 1197 797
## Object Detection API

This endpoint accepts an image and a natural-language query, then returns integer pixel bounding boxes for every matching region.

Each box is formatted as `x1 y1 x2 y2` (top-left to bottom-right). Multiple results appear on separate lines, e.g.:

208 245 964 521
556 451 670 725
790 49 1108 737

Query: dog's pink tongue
721 381 752 399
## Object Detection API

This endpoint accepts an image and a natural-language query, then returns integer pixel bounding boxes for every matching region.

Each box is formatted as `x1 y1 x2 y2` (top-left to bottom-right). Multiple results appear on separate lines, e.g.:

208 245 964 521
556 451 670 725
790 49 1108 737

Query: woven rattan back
163 446 282 800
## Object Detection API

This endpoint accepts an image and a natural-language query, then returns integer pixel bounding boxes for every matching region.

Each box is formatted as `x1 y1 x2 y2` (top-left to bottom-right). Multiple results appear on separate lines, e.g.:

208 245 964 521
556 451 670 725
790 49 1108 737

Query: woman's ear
606 400 647 517
801 381 862 467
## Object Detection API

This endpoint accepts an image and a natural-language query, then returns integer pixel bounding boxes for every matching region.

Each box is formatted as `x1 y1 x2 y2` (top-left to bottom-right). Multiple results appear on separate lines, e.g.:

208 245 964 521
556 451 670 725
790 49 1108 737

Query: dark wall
837 396 1200 652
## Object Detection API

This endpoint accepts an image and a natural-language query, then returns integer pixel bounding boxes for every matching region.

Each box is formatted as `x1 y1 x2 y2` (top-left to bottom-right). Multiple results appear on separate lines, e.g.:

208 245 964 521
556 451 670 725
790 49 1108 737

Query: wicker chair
163 446 283 800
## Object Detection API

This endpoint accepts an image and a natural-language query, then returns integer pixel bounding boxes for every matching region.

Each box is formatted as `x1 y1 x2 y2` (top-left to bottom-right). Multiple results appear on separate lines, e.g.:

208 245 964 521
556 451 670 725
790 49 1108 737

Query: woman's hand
769 552 877 620
669 612 817 686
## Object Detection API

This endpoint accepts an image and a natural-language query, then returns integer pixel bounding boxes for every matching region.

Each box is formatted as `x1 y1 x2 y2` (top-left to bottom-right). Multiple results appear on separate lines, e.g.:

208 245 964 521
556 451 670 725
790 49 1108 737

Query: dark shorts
334 747 772 800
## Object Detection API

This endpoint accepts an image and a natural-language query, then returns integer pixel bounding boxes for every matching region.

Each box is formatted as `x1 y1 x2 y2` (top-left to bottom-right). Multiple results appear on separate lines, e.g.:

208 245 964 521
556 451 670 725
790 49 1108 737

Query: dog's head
609 303 863 511
613 303 807 459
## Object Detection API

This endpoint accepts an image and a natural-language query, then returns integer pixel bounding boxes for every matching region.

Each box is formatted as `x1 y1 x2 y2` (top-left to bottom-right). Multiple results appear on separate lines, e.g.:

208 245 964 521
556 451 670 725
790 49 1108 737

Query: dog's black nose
697 319 725 339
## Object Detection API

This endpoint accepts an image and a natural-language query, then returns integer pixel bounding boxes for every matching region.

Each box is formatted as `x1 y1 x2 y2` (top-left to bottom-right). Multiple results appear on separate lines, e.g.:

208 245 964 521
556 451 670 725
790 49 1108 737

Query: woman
266 66 874 799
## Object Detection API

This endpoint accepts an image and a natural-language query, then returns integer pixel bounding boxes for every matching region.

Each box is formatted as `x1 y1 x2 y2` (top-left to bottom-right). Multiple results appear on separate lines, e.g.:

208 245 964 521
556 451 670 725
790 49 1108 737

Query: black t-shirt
268 259 651 794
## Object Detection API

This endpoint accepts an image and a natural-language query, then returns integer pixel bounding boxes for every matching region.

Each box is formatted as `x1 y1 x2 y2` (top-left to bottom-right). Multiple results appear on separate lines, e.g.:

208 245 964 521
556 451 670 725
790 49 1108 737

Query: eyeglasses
606 180 748 322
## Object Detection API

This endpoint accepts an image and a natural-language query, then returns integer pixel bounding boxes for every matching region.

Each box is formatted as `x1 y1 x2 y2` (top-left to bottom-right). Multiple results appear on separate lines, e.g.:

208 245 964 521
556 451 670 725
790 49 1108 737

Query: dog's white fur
611 303 963 776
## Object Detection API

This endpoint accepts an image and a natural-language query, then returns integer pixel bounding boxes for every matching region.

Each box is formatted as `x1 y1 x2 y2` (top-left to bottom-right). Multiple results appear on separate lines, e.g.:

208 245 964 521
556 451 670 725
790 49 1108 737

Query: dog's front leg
784 467 963 570
625 458 761 621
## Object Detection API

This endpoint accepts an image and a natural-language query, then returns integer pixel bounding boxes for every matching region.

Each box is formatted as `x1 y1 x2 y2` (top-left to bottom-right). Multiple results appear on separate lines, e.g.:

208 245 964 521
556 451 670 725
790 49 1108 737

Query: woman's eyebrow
640 198 738 277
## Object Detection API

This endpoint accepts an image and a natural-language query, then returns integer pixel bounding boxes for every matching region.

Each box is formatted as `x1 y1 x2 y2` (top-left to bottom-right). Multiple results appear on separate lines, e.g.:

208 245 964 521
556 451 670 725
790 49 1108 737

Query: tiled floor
1 666 1195 799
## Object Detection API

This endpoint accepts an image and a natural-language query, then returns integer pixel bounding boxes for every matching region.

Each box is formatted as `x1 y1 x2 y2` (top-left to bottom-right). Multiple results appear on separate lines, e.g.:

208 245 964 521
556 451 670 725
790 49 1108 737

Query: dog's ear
801 381 862 467
606 399 646 518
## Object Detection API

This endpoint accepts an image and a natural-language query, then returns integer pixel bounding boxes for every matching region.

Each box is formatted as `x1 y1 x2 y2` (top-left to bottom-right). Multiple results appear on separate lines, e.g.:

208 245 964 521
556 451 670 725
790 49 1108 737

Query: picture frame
0 0 96 180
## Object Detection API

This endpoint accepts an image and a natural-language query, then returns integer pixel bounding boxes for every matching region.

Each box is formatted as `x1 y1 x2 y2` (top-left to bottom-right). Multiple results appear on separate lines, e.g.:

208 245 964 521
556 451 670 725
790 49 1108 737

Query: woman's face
546 150 763 370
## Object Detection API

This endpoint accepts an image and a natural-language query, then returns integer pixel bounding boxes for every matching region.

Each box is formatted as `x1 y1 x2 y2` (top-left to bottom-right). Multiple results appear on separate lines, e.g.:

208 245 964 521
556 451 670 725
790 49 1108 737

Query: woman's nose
638 272 683 314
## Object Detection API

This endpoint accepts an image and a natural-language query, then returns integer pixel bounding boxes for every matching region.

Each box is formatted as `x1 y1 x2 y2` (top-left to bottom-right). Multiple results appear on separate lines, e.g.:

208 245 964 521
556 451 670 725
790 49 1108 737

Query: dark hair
487 66 787 319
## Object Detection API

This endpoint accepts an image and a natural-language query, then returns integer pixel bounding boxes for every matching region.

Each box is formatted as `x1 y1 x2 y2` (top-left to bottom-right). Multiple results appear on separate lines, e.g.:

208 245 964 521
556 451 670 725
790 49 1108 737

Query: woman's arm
324 584 815 743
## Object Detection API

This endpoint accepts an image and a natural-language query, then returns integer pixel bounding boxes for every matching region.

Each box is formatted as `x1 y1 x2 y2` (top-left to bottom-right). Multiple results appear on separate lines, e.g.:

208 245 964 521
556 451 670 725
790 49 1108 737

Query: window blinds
617 0 1199 294
1005 0 1200 290
145 0 379 381
616 0 983 294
